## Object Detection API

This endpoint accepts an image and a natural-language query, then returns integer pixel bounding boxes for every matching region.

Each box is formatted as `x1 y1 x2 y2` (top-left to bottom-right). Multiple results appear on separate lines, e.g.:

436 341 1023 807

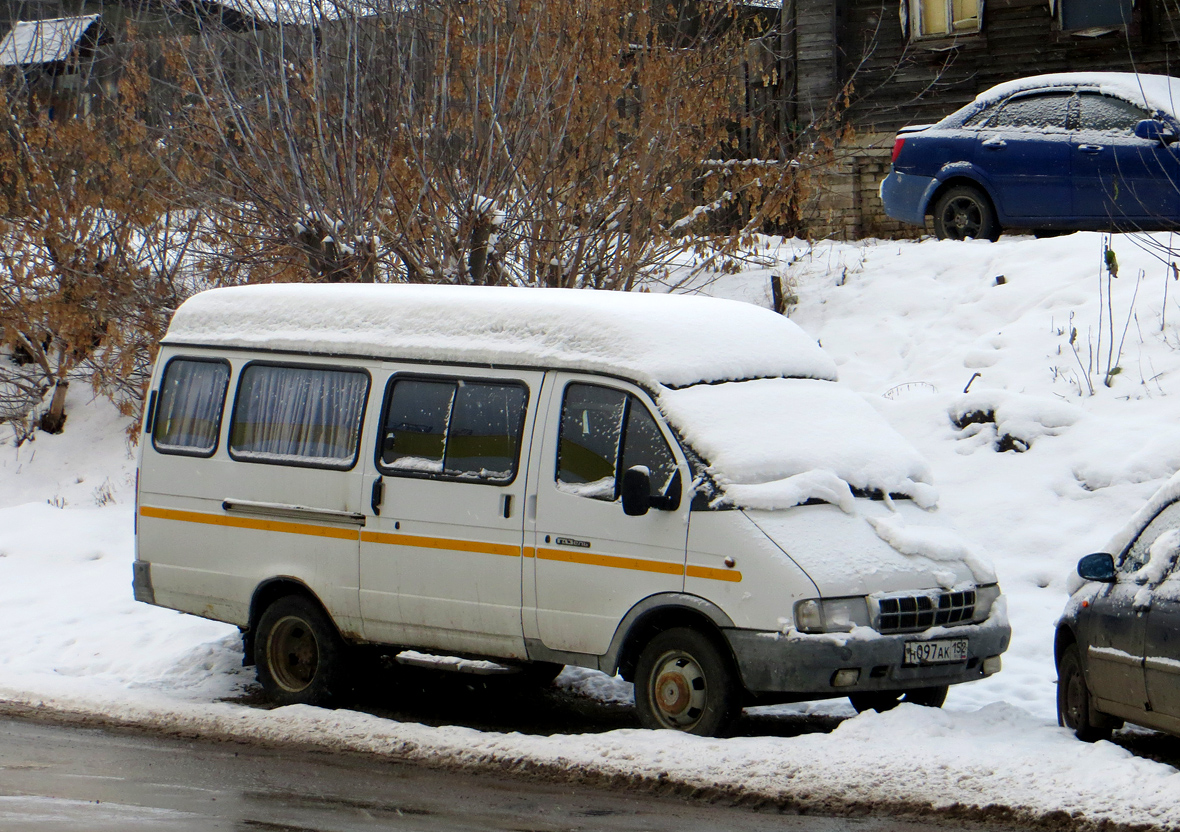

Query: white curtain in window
155 360 228 452
232 366 368 465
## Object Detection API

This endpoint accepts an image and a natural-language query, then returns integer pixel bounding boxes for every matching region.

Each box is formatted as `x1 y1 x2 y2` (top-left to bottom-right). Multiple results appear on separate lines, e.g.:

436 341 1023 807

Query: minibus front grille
875 590 976 633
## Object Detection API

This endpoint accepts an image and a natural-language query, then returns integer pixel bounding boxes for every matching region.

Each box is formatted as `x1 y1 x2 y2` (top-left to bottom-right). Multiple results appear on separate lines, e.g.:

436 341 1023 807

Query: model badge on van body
134 284 1009 736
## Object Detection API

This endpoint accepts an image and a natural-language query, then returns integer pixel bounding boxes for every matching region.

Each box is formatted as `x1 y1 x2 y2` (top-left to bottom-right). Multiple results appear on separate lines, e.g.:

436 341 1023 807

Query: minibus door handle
371 476 385 516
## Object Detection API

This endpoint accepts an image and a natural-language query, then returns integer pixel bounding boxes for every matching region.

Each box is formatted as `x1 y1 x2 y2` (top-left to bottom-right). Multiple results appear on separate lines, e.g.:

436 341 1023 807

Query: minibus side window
230 364 369 469
555 384 626 501
446 382 527 479
379 377 528 483
557 383 678 502
152 358 230 456
382 379 454 473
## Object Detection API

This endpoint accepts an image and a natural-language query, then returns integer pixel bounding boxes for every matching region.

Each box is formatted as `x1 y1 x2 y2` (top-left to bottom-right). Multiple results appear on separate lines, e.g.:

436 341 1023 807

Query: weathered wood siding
796 1 840 121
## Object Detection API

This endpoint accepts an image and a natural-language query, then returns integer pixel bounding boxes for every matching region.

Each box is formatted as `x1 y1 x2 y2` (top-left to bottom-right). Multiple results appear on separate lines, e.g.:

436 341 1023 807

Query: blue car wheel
932 185 1000 241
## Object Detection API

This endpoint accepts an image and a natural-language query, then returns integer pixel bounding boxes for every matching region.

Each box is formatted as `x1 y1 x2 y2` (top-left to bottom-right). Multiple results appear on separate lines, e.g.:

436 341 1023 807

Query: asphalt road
0 716 1026 832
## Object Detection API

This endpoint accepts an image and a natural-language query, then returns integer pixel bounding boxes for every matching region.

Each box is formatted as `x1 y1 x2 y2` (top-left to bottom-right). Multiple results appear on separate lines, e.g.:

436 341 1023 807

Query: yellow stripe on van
138 506 361 541
140 506 742 583
536 547 685 577
360 531 519 558
686 564 743 583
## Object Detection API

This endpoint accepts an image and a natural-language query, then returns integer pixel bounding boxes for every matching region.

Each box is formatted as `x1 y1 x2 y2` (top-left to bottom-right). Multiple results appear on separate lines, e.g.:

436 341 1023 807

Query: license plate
903 638 968 666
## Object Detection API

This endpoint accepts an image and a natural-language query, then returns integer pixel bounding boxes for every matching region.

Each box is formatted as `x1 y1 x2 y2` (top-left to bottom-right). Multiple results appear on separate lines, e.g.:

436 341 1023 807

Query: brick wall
802 132 926 241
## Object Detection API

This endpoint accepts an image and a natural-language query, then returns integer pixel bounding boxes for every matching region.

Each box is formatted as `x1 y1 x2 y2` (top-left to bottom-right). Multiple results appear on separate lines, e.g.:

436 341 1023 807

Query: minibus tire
519 661 564 685
634 627 738 736
255 595 346 707
849 684 948 713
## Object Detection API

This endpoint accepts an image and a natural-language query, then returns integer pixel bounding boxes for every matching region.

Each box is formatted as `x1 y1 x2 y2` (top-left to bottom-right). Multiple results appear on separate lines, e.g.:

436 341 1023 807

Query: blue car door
974 91 1073 220
1073 92 1180 225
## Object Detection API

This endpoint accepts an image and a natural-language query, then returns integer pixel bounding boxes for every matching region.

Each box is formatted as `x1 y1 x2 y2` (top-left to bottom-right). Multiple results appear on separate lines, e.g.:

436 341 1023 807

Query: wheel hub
946 197 982 238
649 653 707 728
268 615 319 692
656 671 691 715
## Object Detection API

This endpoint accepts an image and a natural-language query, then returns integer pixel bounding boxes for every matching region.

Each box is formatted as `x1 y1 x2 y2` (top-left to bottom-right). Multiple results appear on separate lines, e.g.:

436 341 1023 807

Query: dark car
882 72 1180 240
1056 485 1180 741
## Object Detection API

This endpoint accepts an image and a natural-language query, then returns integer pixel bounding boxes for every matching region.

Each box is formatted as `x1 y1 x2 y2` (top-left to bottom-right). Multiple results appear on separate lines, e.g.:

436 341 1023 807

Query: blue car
881 72 1180 240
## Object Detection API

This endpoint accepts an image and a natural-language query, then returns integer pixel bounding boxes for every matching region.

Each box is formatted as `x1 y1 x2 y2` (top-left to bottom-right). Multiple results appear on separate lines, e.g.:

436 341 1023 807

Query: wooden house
783 0 1180 238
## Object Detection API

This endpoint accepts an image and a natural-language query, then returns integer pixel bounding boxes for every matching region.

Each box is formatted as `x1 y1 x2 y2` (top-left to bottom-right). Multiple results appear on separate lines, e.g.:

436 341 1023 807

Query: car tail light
891 137 905 163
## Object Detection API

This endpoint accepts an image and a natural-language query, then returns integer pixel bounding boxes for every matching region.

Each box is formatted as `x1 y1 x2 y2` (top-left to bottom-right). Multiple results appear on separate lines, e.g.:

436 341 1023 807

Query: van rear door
138 356 371 632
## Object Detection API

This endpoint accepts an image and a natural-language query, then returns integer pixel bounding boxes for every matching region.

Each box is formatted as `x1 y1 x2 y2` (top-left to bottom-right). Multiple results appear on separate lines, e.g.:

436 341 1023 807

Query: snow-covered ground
4 231 1180 826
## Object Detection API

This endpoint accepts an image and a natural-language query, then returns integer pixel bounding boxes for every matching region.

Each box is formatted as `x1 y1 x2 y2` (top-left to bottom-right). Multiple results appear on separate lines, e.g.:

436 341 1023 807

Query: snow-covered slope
4 230 1180 826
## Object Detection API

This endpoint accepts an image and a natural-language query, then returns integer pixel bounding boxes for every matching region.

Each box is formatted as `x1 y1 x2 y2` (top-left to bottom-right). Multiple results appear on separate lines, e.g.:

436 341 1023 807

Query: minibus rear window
230 364 369 469
152 358 230 456
379 377 528 483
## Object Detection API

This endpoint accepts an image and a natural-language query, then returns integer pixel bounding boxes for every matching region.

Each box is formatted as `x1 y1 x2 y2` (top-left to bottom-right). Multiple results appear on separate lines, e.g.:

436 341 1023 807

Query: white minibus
134 283 1009 735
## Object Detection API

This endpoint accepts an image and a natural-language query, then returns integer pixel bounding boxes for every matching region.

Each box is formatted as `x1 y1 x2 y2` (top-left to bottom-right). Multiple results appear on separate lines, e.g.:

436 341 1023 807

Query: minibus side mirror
622 466 652 516
649 469 682 512
1077 552 1117 583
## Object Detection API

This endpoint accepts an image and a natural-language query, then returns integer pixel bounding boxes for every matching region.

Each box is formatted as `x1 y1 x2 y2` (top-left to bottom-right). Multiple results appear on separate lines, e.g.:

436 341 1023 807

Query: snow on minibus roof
162 284 838 388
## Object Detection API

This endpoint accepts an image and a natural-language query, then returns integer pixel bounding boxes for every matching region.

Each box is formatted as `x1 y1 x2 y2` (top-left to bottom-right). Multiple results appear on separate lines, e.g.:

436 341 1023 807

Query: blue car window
962 103 999 128
1078 93 1149 136
989 93 1072 132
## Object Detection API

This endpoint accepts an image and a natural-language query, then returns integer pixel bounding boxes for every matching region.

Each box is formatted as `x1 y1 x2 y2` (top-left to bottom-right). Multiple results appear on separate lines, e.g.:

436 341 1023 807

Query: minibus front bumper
723 618 1011 697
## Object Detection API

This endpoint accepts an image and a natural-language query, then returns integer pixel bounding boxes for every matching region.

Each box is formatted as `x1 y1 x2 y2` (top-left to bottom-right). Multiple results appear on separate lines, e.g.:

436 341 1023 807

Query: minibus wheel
255 595 345 707
518 661 564 685
634 627 738 736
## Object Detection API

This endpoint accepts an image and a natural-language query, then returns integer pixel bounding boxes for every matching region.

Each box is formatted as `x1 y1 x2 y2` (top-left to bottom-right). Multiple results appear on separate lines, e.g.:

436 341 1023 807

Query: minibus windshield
658 378 938 510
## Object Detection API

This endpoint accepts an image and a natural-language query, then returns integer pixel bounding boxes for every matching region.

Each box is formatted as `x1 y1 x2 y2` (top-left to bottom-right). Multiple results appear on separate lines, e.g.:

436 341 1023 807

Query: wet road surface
0 715 1028 832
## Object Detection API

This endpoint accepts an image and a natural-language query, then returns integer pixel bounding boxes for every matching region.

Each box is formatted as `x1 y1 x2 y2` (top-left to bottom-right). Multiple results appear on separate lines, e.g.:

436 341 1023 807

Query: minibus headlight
795 599 823 633
794 597 870 634
973 584 1001 622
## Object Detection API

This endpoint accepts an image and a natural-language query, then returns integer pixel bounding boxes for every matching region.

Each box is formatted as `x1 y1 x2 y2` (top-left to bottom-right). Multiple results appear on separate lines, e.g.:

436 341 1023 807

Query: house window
1058 0 1132 31
912 0 982 38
